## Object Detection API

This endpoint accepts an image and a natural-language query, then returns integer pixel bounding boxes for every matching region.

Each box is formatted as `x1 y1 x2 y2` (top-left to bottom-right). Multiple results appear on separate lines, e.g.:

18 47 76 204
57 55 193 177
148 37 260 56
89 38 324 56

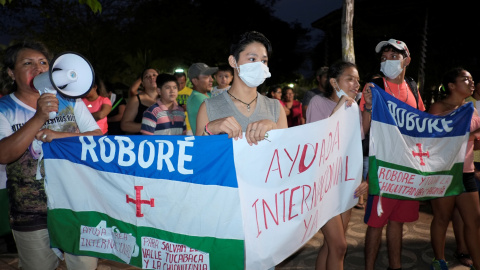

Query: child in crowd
82 77 112 135
211 64 233 97
141 73 186 135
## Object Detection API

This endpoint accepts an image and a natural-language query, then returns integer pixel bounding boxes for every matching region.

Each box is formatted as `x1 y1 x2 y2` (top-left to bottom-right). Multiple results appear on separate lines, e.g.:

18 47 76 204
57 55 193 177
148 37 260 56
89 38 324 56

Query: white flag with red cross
368 85 474 200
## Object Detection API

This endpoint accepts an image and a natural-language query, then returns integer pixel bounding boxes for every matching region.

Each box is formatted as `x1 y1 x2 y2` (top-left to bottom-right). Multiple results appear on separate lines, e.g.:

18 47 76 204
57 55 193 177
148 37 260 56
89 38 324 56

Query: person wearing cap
302 66 329 117
359 38 426 270
186 63 218 134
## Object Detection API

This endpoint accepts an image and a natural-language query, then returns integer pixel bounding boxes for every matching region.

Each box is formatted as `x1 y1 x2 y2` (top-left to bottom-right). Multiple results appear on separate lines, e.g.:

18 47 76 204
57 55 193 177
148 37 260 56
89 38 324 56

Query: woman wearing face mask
306 60 369 270
195 31 287 145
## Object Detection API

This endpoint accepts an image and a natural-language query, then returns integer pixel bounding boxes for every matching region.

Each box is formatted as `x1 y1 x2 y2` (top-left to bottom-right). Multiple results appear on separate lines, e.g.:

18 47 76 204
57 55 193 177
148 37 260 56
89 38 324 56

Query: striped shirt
141 100 186 135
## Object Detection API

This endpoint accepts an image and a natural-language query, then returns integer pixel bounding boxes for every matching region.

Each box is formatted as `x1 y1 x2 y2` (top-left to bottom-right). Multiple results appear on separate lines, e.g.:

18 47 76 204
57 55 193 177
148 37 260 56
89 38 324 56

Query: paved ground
0 201 471 269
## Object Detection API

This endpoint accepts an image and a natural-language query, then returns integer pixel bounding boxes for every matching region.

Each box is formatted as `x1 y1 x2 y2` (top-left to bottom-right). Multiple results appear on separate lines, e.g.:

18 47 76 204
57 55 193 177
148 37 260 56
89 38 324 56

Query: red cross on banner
412 143 430 166
126 186 155 217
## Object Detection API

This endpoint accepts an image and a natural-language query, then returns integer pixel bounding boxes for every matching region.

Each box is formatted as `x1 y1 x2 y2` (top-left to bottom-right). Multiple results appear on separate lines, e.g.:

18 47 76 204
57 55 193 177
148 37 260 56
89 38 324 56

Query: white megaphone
33 52 94 119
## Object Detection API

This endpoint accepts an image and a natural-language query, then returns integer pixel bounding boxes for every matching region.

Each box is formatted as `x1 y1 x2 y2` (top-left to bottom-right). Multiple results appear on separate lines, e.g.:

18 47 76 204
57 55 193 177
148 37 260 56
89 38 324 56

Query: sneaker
430 259 448 270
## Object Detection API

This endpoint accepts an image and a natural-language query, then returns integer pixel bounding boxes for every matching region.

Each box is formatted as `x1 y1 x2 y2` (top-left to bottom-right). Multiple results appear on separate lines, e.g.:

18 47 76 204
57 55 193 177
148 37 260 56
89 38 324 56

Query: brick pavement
0 202 471 269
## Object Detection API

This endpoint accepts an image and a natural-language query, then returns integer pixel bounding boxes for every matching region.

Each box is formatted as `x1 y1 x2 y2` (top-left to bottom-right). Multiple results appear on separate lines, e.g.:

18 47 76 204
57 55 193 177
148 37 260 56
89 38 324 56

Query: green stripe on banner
0 189 11 236
48 209 244 269
368 156 465 200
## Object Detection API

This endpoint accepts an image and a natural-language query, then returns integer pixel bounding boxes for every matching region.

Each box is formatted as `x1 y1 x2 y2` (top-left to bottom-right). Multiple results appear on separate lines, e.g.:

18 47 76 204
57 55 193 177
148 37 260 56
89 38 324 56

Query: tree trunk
342 0 355 63
418 8 428 96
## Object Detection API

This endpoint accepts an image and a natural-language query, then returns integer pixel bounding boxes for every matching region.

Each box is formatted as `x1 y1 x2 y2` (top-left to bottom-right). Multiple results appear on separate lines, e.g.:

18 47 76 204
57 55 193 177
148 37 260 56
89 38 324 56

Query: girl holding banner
428 68 480 269
195 31 287 143
306 60 369 270
195 31 286 270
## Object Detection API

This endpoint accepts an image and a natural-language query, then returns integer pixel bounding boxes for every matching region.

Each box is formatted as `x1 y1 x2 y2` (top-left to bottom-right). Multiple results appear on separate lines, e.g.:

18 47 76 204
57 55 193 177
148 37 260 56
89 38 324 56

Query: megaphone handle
38 88 57 95
49 111 57 119
38 88 58 120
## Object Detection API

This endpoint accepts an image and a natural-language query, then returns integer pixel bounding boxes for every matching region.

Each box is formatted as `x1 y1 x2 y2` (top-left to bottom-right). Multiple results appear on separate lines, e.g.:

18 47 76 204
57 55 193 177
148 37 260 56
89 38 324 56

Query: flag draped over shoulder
43 135 244 270
368 85 473 200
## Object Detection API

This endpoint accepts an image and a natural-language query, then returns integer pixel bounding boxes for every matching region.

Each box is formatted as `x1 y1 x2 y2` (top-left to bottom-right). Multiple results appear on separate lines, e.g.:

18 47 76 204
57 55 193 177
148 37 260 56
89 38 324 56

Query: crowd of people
1 32 480 270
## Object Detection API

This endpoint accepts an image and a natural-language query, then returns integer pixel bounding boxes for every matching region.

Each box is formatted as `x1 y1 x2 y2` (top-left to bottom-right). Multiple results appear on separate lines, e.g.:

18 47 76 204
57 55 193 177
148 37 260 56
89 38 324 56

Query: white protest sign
80 225 136 264
141 237 210 270
233 103 363 270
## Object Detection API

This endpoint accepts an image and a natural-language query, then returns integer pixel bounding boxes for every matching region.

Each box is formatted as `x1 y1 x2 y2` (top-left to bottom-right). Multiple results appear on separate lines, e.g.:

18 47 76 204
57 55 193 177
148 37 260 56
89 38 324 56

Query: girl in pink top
306 60 369 270
428 68 480 269
82 77 112 134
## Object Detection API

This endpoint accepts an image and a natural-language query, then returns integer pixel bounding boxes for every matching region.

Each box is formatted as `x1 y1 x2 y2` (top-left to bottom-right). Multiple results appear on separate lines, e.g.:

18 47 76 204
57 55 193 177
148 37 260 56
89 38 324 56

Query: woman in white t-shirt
0 40 102 270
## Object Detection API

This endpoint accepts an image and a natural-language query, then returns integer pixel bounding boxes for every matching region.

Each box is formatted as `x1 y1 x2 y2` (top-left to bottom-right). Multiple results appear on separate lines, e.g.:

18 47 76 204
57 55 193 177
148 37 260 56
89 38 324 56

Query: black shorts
463 172 478 193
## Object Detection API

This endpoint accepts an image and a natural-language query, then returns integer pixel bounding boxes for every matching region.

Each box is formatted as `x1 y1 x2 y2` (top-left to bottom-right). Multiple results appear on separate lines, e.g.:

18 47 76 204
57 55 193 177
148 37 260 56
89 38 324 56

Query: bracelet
364 104 372 113
204 122 213 135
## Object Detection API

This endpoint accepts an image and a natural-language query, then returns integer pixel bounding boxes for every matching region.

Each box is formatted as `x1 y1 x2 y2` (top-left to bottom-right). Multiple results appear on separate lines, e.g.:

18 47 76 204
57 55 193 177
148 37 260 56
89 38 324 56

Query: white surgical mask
380 60 403 79
235 61 271 88
334 80 347 98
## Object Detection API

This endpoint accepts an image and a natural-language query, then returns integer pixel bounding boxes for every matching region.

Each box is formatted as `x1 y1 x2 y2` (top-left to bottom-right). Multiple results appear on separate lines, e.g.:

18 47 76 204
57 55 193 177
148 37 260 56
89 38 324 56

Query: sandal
354 203 364 209
454 252 473 267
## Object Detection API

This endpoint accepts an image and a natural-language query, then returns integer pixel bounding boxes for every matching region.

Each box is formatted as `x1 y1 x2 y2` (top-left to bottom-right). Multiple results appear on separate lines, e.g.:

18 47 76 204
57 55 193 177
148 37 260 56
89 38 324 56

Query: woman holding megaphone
0 40 102 270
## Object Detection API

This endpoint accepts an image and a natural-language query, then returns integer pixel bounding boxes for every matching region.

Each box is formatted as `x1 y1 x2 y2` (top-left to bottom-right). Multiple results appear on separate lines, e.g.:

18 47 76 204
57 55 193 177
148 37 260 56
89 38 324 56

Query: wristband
364 104 372 113
204 122 213 135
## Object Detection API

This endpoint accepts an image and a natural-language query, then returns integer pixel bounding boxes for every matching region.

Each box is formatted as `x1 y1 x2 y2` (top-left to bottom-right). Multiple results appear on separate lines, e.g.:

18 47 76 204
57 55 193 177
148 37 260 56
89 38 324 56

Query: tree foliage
0 0 312 93
0 0 101 13
78 0 101 13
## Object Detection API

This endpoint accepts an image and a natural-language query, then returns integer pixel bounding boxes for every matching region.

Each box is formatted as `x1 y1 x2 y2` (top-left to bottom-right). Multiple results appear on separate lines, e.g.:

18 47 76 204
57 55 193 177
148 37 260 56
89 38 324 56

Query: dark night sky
272 0 342 46
270 0 342 77
273 0 341 27
0 0 342 46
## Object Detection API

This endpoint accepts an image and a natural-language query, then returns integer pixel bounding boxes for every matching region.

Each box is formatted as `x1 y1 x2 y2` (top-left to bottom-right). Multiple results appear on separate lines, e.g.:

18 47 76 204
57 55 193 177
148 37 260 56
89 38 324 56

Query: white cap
375 39 410 57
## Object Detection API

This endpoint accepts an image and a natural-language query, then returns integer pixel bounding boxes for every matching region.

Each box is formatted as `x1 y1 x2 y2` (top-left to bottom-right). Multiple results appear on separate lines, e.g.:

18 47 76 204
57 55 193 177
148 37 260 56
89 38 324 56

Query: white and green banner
45 135 243 269
368 85 473 200
43 104 363 269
